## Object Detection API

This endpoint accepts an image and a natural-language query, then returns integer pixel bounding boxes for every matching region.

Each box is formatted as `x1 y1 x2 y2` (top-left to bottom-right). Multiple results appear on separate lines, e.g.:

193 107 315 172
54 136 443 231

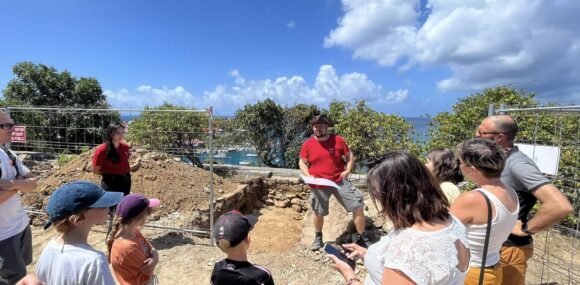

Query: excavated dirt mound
22 146 240 220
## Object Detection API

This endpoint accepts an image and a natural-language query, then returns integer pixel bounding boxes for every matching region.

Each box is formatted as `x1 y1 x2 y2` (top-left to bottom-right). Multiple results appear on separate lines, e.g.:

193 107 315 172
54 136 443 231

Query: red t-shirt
92 142 131 174
299 134 349 184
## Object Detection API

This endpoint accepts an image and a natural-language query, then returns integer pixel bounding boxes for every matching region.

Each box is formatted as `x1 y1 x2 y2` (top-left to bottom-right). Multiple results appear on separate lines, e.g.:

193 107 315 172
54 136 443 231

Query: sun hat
214 210 257 248
115 194 160 221
44 181 123 230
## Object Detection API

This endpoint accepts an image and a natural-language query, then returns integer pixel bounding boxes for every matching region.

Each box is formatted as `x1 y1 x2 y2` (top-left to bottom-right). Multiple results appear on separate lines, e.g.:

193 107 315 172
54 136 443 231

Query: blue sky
1 0 579 117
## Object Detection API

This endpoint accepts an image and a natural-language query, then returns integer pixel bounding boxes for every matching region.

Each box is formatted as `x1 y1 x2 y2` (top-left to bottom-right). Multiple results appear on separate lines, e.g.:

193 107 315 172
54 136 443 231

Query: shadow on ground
150 232 199 250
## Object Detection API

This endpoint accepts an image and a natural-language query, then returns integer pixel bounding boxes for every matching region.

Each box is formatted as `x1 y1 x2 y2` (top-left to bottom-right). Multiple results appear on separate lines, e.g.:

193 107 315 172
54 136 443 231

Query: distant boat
246 153 257 157
239 160 252 166
227 147 237 152
214 151 228 158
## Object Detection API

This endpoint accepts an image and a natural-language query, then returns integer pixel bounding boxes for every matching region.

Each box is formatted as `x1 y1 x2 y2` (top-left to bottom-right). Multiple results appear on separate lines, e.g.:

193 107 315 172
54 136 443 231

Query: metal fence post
498 104 506 115
208 106 215 246
5 106 10 149
488 103 495 117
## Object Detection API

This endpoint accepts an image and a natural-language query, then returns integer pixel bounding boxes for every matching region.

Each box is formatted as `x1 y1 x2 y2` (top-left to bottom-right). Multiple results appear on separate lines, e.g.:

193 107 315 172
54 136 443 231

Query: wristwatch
521 222 534 236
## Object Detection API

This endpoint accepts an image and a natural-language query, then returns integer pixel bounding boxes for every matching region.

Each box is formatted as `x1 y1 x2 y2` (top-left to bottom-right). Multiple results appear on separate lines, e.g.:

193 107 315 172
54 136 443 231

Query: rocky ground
19 147 577 284
26 206 356 285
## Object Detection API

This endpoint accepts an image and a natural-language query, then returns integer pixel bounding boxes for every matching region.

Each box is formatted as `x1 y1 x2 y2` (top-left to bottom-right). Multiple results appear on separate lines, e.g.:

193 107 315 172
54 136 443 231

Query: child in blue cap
35 181 123 285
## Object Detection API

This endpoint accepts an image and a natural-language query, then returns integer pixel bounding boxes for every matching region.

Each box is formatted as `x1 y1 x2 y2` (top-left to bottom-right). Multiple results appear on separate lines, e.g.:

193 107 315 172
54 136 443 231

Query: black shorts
101 173 131 196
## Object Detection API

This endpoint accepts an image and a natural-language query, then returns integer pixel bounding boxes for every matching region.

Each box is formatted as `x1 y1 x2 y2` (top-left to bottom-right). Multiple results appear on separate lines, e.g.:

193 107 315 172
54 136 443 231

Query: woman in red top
92 123 133 196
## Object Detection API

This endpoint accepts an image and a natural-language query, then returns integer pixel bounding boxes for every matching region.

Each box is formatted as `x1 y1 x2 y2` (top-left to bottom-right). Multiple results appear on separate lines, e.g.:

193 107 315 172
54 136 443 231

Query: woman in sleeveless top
328 151 471 285
425 148 464 204
450 139 519 285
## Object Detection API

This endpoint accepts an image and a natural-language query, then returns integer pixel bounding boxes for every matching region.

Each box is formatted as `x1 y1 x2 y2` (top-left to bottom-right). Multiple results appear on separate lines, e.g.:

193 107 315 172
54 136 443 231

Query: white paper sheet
300 175 341 190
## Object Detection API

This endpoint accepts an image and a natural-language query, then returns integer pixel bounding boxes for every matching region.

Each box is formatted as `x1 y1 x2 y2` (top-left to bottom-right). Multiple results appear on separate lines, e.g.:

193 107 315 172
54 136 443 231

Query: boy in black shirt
211 210 275 285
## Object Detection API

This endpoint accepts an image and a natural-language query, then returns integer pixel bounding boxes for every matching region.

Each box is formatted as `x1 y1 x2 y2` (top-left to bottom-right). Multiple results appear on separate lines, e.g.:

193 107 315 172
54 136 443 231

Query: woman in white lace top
328 151 470 285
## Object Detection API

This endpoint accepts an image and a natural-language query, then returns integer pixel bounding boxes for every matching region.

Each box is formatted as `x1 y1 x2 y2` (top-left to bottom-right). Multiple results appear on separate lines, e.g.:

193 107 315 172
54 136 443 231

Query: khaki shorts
465 264 503 285
310 180 364 216
500 244 534 285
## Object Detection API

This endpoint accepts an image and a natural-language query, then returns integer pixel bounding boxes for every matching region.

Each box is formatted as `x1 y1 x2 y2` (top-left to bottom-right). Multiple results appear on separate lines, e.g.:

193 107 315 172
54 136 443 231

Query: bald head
479 115 518 147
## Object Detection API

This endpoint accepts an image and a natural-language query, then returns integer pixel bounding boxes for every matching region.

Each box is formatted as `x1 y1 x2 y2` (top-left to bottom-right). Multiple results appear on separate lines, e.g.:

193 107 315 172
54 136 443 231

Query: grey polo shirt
501 146 551 246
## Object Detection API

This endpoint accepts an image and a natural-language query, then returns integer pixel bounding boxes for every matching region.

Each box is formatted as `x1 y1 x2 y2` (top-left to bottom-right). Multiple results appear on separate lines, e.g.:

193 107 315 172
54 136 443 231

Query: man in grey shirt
476 115 573 285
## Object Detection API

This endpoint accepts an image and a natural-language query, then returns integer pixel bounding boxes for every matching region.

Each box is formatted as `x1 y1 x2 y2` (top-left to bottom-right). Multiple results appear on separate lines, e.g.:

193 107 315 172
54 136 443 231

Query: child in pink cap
106 194 160 285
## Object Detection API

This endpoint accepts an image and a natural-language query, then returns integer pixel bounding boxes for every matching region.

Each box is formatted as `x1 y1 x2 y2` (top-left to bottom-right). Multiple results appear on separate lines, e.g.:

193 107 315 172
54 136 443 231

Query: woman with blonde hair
425 148 463 204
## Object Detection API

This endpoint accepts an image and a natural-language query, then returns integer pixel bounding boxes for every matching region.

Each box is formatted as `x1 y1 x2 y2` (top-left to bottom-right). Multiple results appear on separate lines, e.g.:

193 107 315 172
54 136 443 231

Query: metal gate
5 106 217 241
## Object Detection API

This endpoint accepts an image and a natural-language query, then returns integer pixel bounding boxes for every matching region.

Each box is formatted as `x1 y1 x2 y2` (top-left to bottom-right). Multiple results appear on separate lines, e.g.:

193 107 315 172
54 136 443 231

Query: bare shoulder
454 191 485 207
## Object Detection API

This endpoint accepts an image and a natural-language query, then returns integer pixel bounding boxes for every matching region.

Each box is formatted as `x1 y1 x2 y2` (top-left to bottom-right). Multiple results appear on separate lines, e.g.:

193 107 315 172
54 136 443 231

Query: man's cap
44 181 123 230
310 115 334 127
214 210 258 247
115 194 160 221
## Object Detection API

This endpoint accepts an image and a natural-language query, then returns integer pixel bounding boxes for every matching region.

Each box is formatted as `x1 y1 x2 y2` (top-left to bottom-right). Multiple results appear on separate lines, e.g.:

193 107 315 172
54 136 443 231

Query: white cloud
105 65 407 115
202 65 407 113
286 20 296 29
104 86 198 109
325 0 580 100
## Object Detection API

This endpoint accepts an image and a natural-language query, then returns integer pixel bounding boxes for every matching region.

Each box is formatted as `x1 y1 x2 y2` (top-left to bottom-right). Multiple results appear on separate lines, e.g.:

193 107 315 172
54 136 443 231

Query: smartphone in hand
323 243 356 269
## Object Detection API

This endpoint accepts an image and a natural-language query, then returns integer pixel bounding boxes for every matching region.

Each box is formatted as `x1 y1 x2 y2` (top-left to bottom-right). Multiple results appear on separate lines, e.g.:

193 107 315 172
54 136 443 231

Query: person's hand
16 273 46 285
141 257 156 274
510 220 530 237
130 158 142 172
0 180 18 191
342 243 367 261
339 169 351 180
141 249 159 274
327 254 357 281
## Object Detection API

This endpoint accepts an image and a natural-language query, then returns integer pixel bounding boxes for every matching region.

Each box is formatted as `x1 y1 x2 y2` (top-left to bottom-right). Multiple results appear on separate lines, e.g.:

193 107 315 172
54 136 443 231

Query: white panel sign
515 143 561 175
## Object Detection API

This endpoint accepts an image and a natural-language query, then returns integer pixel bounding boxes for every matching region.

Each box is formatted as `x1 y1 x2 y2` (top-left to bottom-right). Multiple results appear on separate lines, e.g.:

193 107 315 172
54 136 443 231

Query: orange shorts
499 244 534 285
464 264 503 285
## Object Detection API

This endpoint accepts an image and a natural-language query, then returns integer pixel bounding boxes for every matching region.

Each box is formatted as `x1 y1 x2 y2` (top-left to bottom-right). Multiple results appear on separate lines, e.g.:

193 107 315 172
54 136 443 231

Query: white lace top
364 215 470 285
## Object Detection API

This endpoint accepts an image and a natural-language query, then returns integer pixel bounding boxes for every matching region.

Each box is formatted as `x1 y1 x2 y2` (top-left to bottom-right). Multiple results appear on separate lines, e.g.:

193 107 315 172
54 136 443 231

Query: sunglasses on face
477 130 506 136
0 123 14 130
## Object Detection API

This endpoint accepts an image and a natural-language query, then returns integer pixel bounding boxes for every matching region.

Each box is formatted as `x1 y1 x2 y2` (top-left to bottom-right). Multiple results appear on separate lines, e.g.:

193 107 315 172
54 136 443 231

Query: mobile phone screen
323 243 356 269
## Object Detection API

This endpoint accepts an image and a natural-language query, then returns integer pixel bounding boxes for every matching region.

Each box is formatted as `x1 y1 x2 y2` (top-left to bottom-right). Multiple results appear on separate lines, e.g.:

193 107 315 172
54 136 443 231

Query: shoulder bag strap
477 190 493 285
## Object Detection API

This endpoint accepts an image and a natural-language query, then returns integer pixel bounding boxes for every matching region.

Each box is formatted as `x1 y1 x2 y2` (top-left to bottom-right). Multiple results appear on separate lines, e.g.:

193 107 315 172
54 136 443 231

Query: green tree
428 86 537 149
234 100 319 168
282 104 320 169
234 99 285 167
212 117 247 148
329 100 418 167
2 62 117 152
126 103 207 153
3 62 108 107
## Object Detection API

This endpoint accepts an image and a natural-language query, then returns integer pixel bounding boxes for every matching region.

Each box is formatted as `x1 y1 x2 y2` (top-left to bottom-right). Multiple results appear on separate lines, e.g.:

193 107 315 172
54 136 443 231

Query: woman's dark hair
457 139 505 179
426 148 463 184
105 123 124 164
367 151 450 230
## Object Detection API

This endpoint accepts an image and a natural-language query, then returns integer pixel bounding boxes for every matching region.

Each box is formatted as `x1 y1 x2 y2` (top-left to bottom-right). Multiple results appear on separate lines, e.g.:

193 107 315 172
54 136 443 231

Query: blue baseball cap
44 181 123 230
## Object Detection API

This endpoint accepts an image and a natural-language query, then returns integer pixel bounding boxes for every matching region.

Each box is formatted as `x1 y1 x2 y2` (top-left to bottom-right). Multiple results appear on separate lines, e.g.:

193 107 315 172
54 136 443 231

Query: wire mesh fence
498 105 580 284
6 106 217 238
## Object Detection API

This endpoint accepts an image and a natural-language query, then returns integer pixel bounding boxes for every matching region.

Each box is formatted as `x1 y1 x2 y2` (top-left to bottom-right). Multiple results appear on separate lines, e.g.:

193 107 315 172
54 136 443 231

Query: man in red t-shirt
299 115 369 251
